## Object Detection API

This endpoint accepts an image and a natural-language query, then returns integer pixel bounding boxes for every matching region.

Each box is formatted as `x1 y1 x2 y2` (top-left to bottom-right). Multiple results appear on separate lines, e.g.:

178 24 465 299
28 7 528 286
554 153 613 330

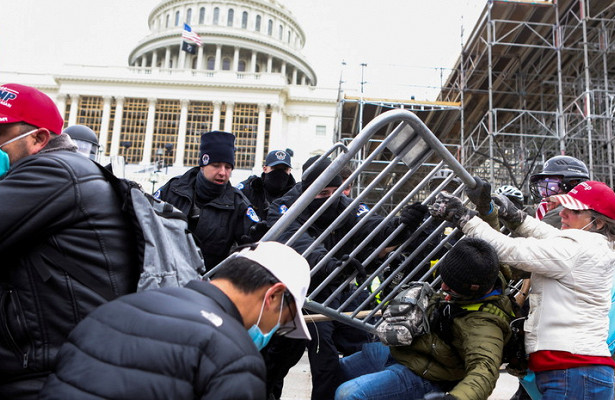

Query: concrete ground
281 351 520 399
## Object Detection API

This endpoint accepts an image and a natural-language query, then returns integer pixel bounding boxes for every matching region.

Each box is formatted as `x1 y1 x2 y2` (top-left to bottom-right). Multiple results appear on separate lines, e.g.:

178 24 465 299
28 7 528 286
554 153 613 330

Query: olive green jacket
390 287 513 400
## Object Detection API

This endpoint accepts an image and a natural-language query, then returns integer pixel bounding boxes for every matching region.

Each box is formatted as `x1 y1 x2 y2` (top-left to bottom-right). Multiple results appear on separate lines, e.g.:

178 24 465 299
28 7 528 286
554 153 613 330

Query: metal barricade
259 109 481 333
205 109 478 333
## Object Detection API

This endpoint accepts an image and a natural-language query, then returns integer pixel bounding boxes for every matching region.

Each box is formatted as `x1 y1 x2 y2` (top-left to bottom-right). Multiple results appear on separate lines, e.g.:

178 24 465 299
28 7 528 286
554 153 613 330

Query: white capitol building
4 0 338 186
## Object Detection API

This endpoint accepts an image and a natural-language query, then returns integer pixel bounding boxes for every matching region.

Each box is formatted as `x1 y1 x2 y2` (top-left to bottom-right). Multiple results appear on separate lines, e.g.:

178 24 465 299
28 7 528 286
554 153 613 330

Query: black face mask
262 169 290 195
307 196 341 227
195 172 225 205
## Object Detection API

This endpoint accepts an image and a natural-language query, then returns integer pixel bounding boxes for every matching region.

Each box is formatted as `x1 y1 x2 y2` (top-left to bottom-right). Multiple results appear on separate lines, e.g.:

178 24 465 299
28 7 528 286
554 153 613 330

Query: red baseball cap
0 83 63 134
549 181 615 220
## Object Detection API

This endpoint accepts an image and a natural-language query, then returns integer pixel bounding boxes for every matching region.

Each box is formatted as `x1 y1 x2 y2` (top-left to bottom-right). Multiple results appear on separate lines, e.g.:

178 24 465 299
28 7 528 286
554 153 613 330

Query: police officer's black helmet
63 125 100 160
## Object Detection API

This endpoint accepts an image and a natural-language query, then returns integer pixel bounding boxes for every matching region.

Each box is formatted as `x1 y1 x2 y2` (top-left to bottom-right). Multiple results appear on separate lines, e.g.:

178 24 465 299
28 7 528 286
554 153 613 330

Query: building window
165 14 170 28
278 24 283 40
227 9 234 26
255 15 261 32
238 60 246 72
119 98 148 164
255 64 260 73
76 96 104 137
267 19 273 36
232 103 259 169
199 7 205 24
207 56 215 70
152 99 181 163
241 11 248 29
315 125 327 136
175 11 180 26
287 31 291 43
222 58 231 70
213 7 219 25
186 8 192 24
185 101 214 165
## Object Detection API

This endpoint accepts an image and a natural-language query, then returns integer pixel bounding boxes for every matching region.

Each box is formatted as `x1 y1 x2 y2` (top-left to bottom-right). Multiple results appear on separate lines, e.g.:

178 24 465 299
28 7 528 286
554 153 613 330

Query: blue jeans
535 365 614 400
335 342 442 400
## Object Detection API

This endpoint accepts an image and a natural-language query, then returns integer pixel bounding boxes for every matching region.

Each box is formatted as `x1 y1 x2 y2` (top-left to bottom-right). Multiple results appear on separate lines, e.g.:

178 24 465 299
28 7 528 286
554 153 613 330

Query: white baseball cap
236 241 311 340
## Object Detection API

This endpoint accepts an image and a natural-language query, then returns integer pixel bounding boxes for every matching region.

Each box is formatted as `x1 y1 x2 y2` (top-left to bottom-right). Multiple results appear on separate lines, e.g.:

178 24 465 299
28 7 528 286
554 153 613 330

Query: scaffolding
338 0 615 200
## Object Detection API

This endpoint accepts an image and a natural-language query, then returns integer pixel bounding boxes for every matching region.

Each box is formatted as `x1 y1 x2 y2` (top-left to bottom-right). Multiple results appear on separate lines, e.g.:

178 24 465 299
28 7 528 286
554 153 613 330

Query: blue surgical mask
248 290 284 351
0 129 37 177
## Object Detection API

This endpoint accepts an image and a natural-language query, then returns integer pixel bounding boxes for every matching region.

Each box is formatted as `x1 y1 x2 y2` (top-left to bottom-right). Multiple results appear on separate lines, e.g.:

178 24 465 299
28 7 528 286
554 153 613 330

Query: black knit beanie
301 155 343 191
198 131 235 168
439 238 499 296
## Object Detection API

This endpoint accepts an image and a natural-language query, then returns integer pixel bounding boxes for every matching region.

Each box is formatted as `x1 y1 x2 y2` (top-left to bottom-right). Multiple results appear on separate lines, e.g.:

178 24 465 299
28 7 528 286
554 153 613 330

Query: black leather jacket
0 141 138 397
156 167 257 268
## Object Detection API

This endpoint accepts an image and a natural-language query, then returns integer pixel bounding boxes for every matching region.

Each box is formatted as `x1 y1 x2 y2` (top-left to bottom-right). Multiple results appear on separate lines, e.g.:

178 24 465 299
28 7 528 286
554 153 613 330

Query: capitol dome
129 0 316 86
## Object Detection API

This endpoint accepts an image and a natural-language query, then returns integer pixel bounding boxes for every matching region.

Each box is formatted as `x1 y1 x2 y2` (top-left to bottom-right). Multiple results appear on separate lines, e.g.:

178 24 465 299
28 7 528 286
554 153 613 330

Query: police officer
63 124 100 161
237 148 296 220
266 155 429 400
155 131 259 268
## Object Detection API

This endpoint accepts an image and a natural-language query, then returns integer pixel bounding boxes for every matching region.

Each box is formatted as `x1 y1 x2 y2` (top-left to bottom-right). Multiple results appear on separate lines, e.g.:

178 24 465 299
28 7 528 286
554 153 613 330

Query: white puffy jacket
463 215 615 357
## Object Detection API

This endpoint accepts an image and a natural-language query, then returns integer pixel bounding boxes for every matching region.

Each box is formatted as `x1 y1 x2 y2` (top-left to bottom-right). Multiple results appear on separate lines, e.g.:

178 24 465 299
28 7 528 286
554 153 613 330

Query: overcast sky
1 0 485 100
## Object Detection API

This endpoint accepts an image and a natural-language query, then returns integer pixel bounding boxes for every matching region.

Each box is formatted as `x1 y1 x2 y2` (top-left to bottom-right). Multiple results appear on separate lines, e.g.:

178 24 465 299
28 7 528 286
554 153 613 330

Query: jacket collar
185 280 244 325
171 167 236 206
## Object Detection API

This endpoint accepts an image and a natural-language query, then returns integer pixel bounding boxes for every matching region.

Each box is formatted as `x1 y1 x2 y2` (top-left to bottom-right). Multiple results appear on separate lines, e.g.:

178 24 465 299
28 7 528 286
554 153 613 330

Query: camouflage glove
465 176 493 215
492 193 526 230
400 202 429 231
429 192 478 229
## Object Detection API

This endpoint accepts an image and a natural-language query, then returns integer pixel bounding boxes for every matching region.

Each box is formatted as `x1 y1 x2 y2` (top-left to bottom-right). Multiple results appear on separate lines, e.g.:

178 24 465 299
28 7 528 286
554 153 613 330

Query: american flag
182 23 202 46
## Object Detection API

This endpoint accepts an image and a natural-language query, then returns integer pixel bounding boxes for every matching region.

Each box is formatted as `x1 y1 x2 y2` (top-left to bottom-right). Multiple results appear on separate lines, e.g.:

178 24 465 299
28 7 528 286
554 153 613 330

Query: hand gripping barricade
206 109 480 333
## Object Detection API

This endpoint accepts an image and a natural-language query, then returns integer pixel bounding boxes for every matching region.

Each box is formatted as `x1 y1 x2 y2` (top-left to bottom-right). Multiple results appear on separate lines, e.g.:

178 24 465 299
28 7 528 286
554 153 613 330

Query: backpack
96 164 206 293
375 281 435 346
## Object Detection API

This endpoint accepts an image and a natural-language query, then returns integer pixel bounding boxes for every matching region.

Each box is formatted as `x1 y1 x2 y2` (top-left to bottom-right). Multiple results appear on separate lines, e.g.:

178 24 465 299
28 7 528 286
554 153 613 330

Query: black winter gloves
429 192 478 229
400 202 429 231
465 176 493 215
492 193 527 230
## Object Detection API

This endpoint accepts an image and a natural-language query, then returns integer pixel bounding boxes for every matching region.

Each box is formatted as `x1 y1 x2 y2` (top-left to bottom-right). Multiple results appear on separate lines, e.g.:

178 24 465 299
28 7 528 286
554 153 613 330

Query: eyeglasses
276 291 297 337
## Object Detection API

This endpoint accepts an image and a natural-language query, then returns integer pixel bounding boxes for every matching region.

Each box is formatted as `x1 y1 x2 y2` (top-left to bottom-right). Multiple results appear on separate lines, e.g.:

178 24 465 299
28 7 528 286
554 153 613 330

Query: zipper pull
23 353 28 368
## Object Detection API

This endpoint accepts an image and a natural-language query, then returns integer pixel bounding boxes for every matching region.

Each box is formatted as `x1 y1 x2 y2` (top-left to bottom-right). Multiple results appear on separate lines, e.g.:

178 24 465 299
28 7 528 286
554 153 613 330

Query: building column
232 47 239 72
269 104 283 150
55 94 67 126
109 96 124 157
178 46 186 69
174 99 189 167
68 94 79 126
212 101 222 131
151 51 158 69
98 96 112 155
281 61 286 76
196 45 204 70
141 55 147 68
266 55 272 73
301 75 306 85
215 44 222 71
254 103 267 171
164 47 171 68
140 98 157 165
251 51 257 73
223 101 234 133
292 68 298 85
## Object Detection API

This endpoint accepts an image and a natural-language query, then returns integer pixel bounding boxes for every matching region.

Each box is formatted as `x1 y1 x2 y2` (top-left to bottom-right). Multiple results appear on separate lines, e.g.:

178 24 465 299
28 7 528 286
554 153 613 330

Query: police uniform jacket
0 137 138 396
237 173 296 220
40 280 266 400
267 185 403 296
156 167 257 268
